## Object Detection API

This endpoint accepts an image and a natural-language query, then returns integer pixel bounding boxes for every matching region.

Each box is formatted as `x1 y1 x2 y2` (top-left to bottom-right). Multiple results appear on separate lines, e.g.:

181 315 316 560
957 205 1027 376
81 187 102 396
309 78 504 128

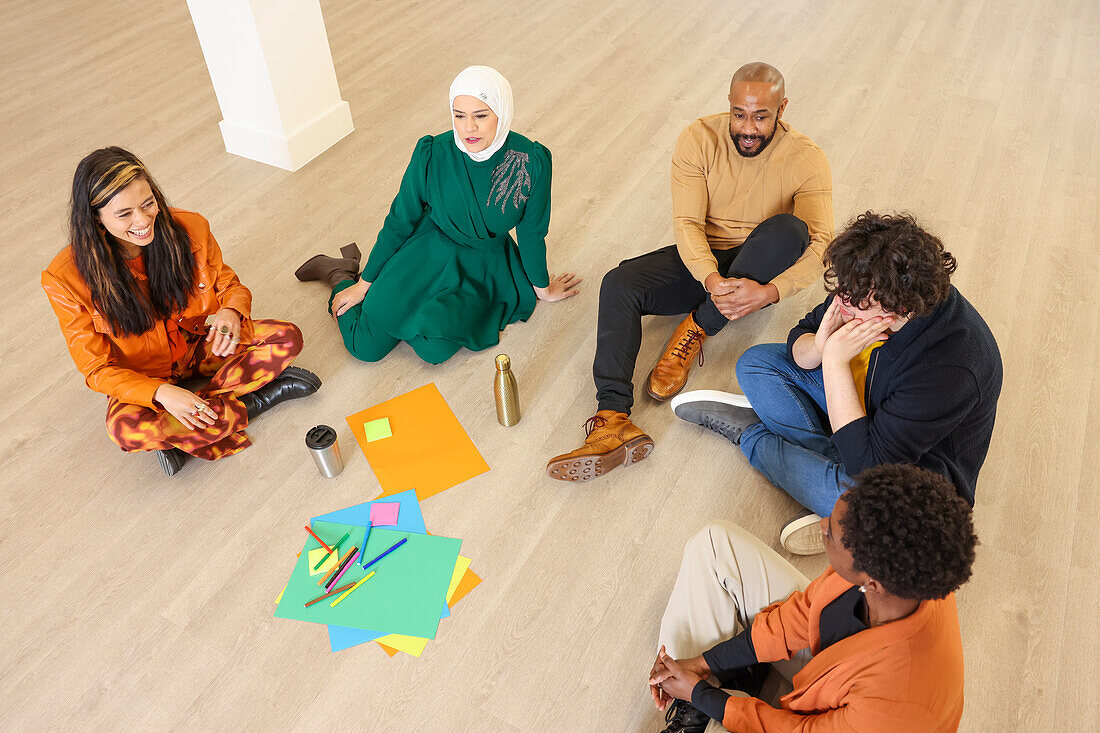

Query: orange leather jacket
42 210 253 409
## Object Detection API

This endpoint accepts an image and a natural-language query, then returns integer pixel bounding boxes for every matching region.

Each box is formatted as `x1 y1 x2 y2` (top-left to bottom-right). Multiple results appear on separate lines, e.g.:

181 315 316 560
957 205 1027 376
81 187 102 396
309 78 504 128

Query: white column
186 0 354 171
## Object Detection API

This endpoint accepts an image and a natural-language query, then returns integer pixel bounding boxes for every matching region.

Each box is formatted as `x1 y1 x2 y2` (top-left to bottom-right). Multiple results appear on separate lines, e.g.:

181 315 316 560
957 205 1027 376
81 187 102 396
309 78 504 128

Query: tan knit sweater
671 114 833 300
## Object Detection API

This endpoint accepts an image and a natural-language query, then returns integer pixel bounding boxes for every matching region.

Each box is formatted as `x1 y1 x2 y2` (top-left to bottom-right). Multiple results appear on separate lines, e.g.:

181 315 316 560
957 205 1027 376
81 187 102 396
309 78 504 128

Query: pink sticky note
370 502 400 526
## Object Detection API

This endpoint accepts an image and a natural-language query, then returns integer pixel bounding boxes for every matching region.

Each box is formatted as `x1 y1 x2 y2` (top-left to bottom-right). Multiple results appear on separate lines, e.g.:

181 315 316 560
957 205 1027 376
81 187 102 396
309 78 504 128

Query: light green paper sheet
274 525 460 639
363 417 392 442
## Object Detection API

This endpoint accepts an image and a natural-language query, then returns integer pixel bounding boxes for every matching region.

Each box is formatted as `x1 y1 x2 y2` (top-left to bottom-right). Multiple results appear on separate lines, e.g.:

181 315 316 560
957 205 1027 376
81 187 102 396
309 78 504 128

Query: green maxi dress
331 132 552 364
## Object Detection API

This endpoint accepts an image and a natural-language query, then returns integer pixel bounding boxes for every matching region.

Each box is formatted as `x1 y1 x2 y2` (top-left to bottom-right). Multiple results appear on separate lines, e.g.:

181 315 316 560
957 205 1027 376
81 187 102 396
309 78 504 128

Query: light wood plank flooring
0 0 1096 729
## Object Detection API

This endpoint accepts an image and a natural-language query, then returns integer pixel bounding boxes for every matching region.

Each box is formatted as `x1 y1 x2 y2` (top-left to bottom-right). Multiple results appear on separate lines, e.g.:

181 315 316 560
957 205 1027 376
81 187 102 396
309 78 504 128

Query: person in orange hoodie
649 464 976 732
42 147 321 476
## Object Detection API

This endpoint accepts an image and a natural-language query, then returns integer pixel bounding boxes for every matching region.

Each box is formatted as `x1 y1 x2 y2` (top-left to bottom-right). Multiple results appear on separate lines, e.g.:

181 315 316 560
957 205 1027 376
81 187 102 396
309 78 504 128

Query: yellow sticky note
373 555 471 657
308 547 340 576
363 418 392 442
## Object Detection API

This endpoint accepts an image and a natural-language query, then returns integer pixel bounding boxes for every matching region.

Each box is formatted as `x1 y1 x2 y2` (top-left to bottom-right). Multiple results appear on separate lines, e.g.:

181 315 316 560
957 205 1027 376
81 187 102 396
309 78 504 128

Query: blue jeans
735 343 852 516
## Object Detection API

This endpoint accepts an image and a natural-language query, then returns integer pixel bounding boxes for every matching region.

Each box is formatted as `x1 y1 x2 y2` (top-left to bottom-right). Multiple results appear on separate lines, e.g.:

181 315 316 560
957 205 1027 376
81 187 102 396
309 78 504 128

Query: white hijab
449 65 513 162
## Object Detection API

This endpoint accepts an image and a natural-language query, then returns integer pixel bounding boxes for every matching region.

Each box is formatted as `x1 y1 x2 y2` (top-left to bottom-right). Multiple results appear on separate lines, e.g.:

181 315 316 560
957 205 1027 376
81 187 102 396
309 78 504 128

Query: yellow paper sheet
275 550 303 604
308 547 341 576
372 555 471 657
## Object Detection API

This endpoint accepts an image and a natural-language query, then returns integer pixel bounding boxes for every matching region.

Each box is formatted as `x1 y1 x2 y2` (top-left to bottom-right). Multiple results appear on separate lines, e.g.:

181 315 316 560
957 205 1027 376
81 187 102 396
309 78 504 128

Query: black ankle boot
156 447 188 476
239 366 322 420
660 699 709 733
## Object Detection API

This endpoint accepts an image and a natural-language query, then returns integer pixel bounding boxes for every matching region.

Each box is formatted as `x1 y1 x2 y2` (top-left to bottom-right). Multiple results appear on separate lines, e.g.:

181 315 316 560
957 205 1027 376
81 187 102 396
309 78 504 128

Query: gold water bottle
494 354 521 426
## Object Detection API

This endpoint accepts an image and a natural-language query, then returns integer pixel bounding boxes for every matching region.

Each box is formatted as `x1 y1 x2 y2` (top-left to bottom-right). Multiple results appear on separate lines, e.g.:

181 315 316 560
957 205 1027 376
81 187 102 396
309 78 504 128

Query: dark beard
731 124 777 158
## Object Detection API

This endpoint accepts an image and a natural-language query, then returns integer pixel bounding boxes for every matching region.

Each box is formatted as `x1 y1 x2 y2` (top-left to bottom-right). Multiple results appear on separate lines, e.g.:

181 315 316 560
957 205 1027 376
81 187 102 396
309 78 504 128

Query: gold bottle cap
495 354 511 371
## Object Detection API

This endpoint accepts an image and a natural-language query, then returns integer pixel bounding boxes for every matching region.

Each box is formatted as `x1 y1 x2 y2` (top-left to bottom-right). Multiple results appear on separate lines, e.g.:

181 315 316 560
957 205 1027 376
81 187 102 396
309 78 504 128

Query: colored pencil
359 522 373 566
304 581 356 607
304 525 332 552
330 570 375 607
361 537 408 572
326 547 360 590
312 530 350 570
323 547 355 587
318 549 344 586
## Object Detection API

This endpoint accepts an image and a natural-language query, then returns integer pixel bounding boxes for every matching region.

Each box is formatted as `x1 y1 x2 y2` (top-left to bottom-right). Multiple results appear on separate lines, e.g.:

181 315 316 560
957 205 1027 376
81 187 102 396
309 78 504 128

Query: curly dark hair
839 464 976 601
824 211 957 318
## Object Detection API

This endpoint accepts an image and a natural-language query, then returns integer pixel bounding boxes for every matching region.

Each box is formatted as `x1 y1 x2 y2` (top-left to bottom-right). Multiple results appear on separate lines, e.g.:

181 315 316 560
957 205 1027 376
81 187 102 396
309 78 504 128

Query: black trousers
593 213 810 414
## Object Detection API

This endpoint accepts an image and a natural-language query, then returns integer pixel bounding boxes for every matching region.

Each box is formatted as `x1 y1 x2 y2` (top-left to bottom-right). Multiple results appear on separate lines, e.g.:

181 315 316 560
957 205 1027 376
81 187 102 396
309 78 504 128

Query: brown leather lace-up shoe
647 313 706 401
546 410 654 482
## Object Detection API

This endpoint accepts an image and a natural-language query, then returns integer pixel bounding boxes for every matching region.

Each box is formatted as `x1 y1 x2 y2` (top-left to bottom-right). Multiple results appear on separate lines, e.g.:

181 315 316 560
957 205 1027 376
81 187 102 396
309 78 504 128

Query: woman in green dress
296 65 580 364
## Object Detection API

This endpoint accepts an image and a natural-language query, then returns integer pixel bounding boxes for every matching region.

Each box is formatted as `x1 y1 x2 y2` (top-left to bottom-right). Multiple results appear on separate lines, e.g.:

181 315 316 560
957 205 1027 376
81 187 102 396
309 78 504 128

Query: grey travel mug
306 425 343 478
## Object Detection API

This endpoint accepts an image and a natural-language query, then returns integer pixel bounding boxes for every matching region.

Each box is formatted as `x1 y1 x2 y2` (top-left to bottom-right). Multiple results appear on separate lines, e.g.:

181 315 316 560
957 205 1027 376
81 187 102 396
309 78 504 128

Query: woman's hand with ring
207 307 242 357
154 384 217 430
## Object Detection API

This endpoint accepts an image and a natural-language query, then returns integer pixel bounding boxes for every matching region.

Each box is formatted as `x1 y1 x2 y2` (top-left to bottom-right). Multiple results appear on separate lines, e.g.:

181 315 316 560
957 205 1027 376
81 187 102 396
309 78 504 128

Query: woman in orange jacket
42 147 321 476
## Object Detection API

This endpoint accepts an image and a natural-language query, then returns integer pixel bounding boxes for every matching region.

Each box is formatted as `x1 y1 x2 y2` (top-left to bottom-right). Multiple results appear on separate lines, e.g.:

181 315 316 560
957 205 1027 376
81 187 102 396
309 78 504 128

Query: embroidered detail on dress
487 150 531 214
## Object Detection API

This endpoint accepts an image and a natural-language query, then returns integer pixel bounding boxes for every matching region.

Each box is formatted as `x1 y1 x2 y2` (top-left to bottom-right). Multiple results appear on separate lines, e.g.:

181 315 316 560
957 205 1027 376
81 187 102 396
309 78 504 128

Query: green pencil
311 530 351 570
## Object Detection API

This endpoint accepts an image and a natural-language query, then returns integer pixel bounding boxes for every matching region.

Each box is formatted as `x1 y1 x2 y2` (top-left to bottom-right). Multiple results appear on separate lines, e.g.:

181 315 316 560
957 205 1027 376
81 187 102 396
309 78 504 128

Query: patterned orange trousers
106 319 303 460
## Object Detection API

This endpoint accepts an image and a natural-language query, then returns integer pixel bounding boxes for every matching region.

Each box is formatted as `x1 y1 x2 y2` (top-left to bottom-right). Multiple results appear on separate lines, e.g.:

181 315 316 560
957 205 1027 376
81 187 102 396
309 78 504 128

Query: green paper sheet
274 526 461 639
363 417 392 442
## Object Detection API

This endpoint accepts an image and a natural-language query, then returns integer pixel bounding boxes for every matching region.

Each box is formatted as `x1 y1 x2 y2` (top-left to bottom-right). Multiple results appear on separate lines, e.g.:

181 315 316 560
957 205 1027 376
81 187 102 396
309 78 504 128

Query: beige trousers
657 522 813 730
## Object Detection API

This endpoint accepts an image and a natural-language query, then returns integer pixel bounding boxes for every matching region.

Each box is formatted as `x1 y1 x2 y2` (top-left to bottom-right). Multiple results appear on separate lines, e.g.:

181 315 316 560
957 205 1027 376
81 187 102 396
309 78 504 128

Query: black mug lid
305 425 337 449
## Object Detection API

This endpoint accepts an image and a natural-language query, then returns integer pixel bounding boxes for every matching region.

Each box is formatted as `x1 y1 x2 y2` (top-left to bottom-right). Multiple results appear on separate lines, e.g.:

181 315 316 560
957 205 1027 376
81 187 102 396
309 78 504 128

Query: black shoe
156 448 188 476
714 662 770 699
670 390 760 445
240 366 322 420
660 699 709 733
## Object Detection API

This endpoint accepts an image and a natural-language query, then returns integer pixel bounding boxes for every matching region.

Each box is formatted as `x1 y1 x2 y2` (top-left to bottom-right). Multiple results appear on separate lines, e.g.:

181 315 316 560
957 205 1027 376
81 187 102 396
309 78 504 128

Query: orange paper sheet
377 567 483 657
346 383 489 500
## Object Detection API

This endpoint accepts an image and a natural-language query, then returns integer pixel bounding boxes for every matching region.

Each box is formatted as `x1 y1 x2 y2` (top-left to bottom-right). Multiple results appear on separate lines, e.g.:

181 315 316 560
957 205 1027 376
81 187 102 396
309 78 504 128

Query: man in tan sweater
547 62 833 482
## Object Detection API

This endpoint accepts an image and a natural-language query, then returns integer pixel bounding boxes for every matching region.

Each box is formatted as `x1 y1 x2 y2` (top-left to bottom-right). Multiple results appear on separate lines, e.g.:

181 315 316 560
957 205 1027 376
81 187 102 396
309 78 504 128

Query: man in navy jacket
671 212 1002 554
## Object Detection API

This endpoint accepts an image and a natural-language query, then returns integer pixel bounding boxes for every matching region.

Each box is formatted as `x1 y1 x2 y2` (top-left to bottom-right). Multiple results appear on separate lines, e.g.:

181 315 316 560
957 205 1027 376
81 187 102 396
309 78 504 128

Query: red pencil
305 581 356 607
304 525 332 552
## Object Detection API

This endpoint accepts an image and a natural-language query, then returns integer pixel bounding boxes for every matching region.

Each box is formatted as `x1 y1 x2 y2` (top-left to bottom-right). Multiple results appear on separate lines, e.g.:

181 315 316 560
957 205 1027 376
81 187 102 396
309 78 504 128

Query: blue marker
361 537 408 571
360 522 373 566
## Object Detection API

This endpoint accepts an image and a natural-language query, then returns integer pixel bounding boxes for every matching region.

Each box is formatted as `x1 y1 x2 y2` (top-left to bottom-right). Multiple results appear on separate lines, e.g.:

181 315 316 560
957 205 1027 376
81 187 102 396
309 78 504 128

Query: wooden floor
1 0 1097 729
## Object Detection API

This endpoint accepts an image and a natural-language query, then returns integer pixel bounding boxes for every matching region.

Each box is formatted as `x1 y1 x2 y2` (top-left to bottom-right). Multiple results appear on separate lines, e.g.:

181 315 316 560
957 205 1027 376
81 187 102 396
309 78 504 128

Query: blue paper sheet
312 489 426 533
312 490 445 652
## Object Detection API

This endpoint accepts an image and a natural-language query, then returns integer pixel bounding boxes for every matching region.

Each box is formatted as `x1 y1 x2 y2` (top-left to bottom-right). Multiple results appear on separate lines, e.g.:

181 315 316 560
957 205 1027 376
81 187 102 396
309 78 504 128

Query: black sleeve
786 295 831 360
701 626 758 676
691 680 731 722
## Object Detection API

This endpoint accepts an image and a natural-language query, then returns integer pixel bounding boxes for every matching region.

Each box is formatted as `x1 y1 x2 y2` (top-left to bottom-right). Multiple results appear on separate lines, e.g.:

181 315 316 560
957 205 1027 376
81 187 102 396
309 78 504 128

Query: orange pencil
318 549 344 586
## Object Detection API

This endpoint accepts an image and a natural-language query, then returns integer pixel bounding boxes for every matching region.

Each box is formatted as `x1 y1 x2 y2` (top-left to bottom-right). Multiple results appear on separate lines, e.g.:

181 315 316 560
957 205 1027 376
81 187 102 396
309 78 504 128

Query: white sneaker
670 389 752 410
780 513 825 555
670 390 758 444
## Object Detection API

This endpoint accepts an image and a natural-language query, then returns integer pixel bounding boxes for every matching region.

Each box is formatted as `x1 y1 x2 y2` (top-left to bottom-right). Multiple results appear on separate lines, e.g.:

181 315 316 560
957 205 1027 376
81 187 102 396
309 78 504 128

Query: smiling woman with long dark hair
42 147 321 476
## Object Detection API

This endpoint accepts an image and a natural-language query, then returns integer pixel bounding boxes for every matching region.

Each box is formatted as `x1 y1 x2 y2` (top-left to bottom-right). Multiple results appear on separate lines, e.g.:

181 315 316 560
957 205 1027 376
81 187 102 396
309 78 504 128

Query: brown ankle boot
339 242 361 260
647 313 706 401
294 254 360 288
546 410 654 482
